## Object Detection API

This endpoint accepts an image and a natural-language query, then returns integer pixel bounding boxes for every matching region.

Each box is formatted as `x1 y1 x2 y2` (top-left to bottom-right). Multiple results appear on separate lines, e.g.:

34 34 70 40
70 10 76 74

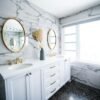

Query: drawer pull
50 88 56 93
50 73 56 77
50 81 56 85
50 66 56 69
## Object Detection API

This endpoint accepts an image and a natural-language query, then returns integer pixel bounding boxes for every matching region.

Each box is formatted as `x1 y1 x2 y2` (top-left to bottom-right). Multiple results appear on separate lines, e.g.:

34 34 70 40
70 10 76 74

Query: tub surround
71 62 100 89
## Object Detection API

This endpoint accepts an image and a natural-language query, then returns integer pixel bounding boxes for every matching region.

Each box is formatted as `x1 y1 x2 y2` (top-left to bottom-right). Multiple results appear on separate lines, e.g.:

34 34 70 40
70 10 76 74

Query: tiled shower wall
0 0 60 64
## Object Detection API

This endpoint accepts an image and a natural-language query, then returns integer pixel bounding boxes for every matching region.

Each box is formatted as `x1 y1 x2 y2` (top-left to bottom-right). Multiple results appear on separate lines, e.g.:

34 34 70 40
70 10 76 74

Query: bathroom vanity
0 58 70 100
41 58 70 100
0 18 70 100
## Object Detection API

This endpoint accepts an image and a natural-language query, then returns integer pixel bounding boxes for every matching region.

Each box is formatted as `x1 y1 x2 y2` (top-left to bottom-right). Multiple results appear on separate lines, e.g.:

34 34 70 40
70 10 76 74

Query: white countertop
0 57 64 79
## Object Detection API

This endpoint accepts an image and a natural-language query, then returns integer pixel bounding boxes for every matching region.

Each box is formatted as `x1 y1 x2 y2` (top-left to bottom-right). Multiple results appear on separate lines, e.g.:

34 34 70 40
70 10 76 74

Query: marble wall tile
71 62 100 89
0 0 17 18
0 18 6 26
0 0 59 64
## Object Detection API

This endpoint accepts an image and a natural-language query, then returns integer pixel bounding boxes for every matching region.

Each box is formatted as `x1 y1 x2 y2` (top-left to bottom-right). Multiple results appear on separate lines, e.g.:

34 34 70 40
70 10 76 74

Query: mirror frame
1 18 26 52
47 29 56 50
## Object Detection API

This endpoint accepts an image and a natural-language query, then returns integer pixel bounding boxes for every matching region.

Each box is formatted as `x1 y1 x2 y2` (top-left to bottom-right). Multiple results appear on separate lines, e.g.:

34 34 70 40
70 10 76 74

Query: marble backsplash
0 0 60 64
71 62 100 89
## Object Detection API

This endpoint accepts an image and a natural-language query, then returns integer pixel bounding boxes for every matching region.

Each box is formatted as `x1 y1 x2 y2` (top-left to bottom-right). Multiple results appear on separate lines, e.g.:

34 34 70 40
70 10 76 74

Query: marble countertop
0 57 64 79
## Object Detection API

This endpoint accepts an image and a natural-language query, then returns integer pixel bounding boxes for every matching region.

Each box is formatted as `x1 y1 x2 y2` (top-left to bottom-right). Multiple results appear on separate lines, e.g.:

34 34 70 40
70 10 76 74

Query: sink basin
8 64 33 70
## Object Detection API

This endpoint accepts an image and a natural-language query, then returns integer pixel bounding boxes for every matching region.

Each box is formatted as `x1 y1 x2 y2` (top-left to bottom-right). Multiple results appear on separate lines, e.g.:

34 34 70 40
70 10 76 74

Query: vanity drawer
44 70 58 80
45 80 60 99
44 74 59 87
43 64 59 79
45 63 57 72
42 63 60 100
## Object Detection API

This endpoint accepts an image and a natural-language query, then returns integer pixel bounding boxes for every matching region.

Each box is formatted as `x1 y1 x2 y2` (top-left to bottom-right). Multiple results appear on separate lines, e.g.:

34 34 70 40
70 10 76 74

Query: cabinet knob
29 73 32 75
26 74 29 76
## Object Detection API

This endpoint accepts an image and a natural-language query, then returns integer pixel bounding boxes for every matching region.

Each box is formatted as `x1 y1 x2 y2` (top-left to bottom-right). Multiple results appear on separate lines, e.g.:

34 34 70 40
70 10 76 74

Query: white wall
60 4 100 89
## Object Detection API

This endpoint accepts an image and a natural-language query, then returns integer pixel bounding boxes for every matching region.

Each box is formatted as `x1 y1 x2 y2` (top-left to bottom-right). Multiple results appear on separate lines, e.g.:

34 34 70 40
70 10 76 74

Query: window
79 20 100 64
63 25 77 61
62 20 100 64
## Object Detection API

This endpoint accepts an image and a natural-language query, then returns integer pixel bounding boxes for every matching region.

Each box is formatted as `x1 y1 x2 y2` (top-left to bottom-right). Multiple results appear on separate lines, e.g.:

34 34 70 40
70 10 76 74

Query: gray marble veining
71 62 100 89
0 0 59 64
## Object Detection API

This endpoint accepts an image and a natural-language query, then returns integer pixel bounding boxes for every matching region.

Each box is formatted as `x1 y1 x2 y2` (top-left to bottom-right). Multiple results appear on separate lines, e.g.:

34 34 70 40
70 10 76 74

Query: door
59 60 65 87
64 61 71 83
29 69 41 100
59 59 71 87
6 72 29 100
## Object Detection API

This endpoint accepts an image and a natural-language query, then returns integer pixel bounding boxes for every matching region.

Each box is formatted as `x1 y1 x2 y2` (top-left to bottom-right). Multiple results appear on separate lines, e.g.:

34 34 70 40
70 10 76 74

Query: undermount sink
8 63 33 70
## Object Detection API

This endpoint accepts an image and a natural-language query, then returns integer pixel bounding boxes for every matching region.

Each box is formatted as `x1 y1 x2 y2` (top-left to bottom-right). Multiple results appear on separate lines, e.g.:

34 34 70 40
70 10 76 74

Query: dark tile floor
49 80 100 100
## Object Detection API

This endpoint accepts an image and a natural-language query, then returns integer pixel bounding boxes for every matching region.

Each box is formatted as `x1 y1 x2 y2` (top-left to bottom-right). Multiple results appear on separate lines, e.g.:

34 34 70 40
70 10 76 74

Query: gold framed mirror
47 29 56 50
2 19 26 52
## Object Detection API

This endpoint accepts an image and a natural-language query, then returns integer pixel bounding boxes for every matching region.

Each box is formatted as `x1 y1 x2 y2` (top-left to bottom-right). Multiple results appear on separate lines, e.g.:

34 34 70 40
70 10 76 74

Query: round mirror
2 19 26 52
47 29 56 50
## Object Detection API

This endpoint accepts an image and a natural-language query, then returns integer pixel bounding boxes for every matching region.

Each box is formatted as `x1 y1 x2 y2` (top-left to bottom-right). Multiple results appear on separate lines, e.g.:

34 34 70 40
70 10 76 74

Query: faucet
15 57 23 64
7 57 23 65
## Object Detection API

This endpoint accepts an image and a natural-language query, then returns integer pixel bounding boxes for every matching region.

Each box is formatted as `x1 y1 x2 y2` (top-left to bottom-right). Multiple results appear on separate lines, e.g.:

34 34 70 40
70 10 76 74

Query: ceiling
28 0 100 18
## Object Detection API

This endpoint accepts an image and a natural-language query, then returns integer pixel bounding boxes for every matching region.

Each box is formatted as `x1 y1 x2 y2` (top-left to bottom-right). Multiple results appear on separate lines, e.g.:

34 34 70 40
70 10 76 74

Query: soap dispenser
40 47 45 60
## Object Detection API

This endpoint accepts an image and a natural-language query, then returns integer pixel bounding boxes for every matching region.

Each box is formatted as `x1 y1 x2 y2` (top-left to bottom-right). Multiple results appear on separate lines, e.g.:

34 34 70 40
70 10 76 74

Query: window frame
61 19 100 63
61 25 79 61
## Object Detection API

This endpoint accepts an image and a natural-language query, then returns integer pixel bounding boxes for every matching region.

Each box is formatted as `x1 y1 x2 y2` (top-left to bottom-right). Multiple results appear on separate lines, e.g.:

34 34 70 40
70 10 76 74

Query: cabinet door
29 70 41 100
64 61 71 83
59 60 71 87
6 73 28 100
59 60 65 87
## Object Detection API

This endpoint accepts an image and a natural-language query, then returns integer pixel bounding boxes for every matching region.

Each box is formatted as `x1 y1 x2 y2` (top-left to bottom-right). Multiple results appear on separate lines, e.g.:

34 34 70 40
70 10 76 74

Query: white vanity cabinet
41 59 71 100
41 62 60 100
29 69 41 100
64 61 70 83
59 59 71 87
59 59 66 87
0 58 70 100
5 72 28 100
5 69 41 100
